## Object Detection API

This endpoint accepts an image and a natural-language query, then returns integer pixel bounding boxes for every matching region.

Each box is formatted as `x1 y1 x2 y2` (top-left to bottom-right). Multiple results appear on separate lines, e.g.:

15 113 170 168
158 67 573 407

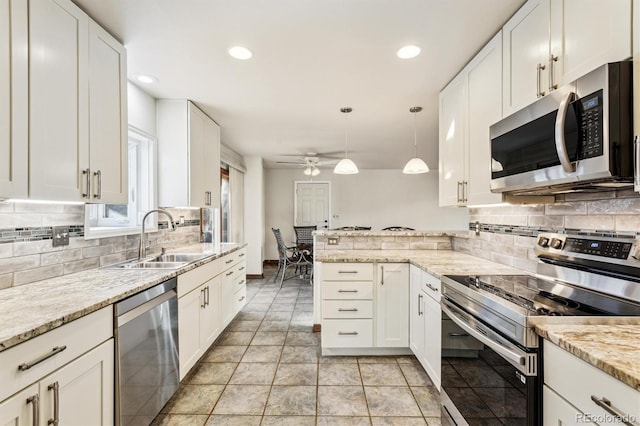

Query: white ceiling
73 0 525 170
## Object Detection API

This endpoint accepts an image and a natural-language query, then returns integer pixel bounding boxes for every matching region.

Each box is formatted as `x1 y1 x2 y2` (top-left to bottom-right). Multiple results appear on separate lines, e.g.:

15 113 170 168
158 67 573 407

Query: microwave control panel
577 90 603 160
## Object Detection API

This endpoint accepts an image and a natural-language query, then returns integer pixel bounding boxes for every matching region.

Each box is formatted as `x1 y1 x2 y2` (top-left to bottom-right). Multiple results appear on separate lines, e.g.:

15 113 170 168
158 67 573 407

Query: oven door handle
441 300 525 367
554 91 577 174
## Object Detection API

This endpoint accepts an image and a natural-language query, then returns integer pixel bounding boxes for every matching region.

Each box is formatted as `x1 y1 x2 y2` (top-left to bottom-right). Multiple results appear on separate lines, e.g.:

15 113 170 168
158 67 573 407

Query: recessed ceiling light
228 46 253 60
397 45 421 59
136 74 157 84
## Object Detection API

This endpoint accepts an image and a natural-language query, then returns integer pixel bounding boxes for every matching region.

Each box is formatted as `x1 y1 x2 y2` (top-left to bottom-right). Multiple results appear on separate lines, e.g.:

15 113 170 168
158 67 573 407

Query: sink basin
148 253 206 263
105 260 188 269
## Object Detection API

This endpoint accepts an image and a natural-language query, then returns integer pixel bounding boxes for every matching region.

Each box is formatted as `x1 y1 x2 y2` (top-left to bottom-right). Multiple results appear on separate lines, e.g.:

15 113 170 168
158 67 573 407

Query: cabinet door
422 291 442 391
409 266 425 359
88 20 127 204
188 103 208 208
466 31 503 206
201 276 222 349
503 0 551 116
375 263 409 347
0 0 27 198
543 385 594 425
438 72 467 207
550 0 631 88
204 118 221 209
29 0 89 201
178 287 203 379
0 384 38 426
41 339 114 426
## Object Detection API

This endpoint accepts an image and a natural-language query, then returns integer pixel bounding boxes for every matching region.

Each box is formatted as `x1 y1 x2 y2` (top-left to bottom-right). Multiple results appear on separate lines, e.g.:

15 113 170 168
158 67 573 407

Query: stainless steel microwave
490 61 633 195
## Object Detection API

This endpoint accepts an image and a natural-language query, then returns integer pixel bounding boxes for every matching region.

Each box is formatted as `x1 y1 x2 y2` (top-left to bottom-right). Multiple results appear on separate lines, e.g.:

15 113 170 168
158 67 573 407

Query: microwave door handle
555 91 577 173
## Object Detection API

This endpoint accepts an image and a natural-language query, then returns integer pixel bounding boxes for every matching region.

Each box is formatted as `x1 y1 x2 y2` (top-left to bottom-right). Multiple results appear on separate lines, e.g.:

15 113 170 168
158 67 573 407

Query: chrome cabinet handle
425 283 438 293
634 136 639 189
338 270 358 274
239 296 246 302
201 288 206 309
338 331 358 335
338 290 358 293
26 394 39 426
238 279 245 285
338 308 358 312
239 253 245 257
536 63 546 98
226 271 234 276
380 265 384 285
93 170 102 199
205 286 210 306
462 181 468 203
48 381 60 425
82 168 91 199
239 266 245 271
418 293 423 316
448 332 471 337
590 395 639 426
225 259 234 264
204 191 211 206
548 54 558 91
555 91 577 173
18 346 67 371
457 181 462 203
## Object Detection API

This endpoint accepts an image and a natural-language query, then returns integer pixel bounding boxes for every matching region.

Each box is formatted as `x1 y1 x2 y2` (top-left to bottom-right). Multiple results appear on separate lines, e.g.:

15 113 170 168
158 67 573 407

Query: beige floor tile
411 386 441 417
227 320 261 332
424 417 442 426
360 364 407 386
242 303 271 312
251 331 287 346
258 321 291 332
153 414 209 426
261 415 316 426
285 331 320 346
273 363 318 385
204 346 247 363
229 362 277 385
399 363 433 387
163 385 225 414
217 332 255 346
318 363 362 385
365 386 422 417
205 415 261 425
241 345 282 363
264 385 317 416
317 386 369 416
263 311 293 321
235 311 266 321
319 355 358 364
280 345 319 363
317 416 372 426
358 356 398 364
188 363 237 385
268 303 296 312
212 385 271 415
371 417 427 425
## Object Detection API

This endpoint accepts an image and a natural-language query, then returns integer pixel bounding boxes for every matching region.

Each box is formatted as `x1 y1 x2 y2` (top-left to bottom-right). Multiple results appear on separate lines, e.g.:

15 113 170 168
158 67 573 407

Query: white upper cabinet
157 100 221 208
502 0 551 116
439 32 503 207
29 0 127 203
0 0 28 199
503 0 632 117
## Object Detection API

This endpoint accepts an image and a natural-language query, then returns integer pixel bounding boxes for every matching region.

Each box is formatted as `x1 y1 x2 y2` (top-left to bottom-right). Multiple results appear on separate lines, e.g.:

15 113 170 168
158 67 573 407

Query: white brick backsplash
528 215 564 228
14 203 65 214
100 252 128 267
381 242 410 250
490 252 514 267
0 255 40 273
545 202 586 215
513 258 537 273
14 240 62 256
588 198 640 215
565 215 615 231
0 214 43 228
14 265 64 286
0 244 12 259
0 273 12 289
614 215 640 233
64 258 101 274
41 249 83 266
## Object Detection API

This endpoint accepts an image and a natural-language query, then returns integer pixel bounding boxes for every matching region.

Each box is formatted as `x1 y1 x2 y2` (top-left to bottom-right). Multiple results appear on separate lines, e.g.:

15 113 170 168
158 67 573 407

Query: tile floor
152 268 443 426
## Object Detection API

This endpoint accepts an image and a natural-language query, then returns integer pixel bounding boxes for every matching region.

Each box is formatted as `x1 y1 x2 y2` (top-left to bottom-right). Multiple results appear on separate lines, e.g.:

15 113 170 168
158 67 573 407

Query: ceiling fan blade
316 160 339 166
275 161 305 164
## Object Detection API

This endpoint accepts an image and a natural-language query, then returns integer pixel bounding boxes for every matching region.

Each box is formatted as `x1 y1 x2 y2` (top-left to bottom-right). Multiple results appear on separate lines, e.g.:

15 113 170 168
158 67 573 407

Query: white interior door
295 181 330 230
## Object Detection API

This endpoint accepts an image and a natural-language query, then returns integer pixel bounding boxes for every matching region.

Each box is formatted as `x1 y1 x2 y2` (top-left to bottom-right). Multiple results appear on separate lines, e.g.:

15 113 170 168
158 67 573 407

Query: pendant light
334 107 359 174
403 106 430 174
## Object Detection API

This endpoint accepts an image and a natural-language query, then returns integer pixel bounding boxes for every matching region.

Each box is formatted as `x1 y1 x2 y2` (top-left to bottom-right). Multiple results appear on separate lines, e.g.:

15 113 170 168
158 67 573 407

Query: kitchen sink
147 253 206 263
105 260 188 270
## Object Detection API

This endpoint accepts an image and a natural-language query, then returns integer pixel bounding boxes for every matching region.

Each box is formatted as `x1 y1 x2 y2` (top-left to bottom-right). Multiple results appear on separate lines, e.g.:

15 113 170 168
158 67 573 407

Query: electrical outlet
179 216 185 225
52 226 69 247
328 237 339 245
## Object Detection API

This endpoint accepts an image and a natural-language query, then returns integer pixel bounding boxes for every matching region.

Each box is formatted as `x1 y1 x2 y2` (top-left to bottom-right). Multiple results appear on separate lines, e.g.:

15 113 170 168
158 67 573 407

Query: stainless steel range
440 232 640 426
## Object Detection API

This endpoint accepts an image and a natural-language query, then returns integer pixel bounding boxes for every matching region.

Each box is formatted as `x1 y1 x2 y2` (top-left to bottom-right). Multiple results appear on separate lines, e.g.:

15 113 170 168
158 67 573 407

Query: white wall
264 168 469 260
244 156 265 275
127 82 157 137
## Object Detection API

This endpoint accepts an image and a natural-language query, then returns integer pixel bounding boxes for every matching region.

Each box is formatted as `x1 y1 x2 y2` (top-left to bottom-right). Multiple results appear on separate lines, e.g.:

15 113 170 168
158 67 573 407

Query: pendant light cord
413 110 418 158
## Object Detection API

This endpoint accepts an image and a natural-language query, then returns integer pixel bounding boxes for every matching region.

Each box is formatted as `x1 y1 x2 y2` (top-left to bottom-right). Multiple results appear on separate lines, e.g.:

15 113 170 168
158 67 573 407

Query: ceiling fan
276 152 341 176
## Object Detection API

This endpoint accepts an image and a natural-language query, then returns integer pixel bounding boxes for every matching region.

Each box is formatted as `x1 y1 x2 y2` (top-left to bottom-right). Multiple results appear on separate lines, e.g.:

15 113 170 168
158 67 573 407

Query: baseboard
263 259 279 266
246 274 263 279
312 324 321 333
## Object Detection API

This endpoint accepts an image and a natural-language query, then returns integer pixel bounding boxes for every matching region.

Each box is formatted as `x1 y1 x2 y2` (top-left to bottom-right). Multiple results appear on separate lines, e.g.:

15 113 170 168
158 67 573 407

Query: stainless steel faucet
139 209 175 259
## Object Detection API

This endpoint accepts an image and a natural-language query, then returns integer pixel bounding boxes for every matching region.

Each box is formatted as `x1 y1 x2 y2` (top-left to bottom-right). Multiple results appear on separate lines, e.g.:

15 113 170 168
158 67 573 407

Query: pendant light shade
334 107 359 175
403 106 429 174
304 165 321 176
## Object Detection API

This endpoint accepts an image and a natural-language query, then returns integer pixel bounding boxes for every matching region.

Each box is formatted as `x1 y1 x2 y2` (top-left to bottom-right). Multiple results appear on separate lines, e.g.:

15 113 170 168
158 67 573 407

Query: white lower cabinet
177 248 246 379
0 307 114 425
376 263 409 347
409 265 442 390
544 341 639 425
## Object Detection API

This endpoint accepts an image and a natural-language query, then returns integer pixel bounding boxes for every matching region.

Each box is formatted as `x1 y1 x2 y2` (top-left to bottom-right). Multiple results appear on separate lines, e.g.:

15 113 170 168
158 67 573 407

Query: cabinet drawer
441 319 483 351
322 263 373 281
321 319 373 348
223 248 246 269
322 301 373 319
322 282 373 300
421 271 441 300
178 256 224 297
544 342 639 422
233 285 247 313
0 306 113 402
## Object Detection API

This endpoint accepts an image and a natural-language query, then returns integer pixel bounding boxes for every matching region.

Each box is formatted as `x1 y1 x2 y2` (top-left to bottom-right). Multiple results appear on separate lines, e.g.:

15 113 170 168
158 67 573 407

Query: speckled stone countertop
314 249 519 278
314 230 469 238
535 323 640 391
0 243 246 352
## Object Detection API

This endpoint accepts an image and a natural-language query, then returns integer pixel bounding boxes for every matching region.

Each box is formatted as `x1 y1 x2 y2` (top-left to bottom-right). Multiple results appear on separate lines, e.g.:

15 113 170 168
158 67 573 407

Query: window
220 167 230 242
85 128 156 238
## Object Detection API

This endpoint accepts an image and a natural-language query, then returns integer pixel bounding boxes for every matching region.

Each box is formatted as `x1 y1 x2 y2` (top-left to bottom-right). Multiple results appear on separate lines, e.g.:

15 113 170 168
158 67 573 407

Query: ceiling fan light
403 157 429 174
311 167 321 176
303 166 312 176
334 158 359 175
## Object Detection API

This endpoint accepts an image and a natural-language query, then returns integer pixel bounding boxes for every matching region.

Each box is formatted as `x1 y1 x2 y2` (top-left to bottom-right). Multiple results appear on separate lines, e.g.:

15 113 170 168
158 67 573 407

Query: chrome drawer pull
238 280 245 285
239 296 246 301
448 332 470 337
225 259 234 264
590 396 639 426
338 290 358 293
226 271 234 276
338 331 358 335
338 308 358 312
48 381 60 425
239 253 245 257
239 266 245 271
338 270 358 274
425 283 438 292
26 394 39 426
18 346 68 371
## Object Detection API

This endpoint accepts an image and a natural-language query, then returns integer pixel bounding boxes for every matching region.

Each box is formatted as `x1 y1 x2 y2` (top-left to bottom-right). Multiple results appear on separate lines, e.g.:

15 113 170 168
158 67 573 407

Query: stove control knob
550 238 564 250
632 248 640 261
537 237 550 248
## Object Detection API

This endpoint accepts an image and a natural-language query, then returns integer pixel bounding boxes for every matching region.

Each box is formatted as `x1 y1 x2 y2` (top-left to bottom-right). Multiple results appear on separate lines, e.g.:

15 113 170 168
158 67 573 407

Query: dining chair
272 228 313 287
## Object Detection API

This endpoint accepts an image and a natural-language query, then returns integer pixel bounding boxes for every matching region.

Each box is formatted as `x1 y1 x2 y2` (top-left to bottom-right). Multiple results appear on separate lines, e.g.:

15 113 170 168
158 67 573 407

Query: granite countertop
535 323 640 391
0 243 246 352
314 230 470 238
314 249 520 278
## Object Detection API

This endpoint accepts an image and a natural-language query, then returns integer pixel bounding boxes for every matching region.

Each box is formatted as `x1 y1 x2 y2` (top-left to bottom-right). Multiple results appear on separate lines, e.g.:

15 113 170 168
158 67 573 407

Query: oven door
441 299 540 426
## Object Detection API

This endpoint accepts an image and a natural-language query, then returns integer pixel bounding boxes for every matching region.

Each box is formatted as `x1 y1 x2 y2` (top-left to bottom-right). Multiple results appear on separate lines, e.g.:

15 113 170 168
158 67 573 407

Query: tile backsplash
452 190 640 273
0 202 201 290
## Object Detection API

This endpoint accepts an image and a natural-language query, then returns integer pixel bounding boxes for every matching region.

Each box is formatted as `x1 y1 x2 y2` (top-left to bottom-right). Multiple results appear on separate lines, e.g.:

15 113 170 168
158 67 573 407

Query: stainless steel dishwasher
114 278 179 426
